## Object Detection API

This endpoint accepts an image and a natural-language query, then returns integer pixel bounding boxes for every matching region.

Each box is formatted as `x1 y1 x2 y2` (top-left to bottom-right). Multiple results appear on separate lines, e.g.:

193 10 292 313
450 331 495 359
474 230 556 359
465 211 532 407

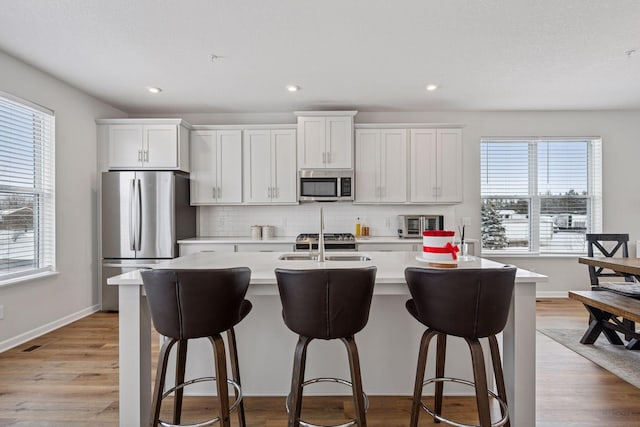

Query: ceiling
1 0 639 115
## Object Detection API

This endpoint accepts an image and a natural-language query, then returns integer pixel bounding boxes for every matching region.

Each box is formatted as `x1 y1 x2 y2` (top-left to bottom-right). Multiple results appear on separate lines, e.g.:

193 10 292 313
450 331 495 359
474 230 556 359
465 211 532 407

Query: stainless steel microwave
397 214 445 238
299 169 354 202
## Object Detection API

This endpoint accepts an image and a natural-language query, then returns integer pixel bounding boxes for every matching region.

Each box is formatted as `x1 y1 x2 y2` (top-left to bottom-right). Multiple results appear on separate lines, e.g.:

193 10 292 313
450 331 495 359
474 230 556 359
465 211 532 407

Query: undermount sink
278 254 319 261
325 255 372 262
277 254 371 262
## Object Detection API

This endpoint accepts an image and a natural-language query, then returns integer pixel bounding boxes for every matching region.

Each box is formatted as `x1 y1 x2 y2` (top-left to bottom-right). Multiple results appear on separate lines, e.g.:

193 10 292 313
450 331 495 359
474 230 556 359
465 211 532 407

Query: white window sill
0 270 59 288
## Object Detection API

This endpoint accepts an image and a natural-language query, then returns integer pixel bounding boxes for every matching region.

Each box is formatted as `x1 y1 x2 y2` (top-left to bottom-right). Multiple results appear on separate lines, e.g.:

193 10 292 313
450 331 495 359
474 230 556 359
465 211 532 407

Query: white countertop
178 236 477 245
177 236 425 244
178 236 296 244
108 251 547 294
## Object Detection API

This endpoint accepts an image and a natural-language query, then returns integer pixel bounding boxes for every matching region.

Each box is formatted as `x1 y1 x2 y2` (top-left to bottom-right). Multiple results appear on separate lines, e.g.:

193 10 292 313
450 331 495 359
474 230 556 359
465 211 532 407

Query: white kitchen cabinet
243 129 297 204
409 128 462 203
190 130 243 205
358 242 421 252
104 120 190 171
236 243 294 252
296 111 357 169
355 128 407 203
179 243 236 256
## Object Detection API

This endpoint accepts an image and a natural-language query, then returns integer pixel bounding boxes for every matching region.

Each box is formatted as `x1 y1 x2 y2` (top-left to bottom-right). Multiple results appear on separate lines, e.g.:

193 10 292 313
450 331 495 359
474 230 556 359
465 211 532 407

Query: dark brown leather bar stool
275 267 377 427
140 268 252 427
404 266 517 427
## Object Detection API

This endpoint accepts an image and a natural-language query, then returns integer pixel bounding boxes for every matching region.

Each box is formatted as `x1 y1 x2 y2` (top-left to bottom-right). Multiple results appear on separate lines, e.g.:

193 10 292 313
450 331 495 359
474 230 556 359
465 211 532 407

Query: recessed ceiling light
426 84 439 91
286 85 300 92
147 87 162 94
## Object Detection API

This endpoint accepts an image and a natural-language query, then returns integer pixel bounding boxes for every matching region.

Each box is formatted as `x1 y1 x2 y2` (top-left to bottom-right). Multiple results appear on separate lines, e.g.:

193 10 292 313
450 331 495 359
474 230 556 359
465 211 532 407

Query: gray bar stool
141 268 252 427
275 267 377 427
404 266 516 427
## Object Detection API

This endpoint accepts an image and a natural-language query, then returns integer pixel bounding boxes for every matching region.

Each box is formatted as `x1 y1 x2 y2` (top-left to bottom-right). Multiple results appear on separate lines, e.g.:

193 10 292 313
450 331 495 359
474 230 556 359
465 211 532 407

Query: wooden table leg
579 305 624 345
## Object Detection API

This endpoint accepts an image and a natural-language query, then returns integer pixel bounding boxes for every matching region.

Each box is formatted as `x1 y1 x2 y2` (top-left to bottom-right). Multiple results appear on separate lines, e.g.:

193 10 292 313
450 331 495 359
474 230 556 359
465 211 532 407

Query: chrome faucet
318 207 326 262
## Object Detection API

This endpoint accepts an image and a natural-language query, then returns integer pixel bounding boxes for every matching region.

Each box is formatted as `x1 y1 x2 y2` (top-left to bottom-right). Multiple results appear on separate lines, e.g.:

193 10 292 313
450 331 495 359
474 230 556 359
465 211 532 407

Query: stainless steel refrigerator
101 171 196 311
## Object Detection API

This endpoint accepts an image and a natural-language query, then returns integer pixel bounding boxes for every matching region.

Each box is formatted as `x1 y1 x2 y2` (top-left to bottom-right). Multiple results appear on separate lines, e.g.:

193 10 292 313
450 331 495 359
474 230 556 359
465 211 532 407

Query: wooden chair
586 234 640 297
586 233 640 346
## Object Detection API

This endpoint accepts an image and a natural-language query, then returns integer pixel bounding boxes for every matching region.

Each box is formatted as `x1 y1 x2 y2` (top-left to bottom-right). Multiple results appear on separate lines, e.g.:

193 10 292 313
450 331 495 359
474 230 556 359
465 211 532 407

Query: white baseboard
0 304 101 353
536 291 569 299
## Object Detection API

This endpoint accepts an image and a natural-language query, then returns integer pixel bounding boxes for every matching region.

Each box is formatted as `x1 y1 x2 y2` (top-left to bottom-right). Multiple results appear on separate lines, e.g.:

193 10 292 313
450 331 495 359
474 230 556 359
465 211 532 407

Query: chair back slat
586 234 633 286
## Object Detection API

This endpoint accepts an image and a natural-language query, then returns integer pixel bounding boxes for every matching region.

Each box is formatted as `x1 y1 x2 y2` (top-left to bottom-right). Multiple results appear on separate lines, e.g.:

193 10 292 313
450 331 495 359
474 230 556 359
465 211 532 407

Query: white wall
158 110 640 297
0 50 125 350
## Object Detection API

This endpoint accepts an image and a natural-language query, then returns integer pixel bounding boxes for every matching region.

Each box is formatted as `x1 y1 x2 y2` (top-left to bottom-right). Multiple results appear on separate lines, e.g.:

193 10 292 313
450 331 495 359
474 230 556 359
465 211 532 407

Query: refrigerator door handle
135 178 142 251
129 179 136 251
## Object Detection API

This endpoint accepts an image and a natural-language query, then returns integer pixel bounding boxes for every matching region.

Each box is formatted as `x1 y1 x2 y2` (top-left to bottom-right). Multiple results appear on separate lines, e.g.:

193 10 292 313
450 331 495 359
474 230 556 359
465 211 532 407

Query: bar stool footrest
418 377 508 427
285 377 369 427
159 376 243 427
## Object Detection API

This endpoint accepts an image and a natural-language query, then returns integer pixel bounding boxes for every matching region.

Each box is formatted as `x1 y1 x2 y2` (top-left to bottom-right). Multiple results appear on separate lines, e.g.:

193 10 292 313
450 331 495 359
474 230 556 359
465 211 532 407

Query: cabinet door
355 129 380 203
297 116 326 168
108 125 143 168
243 130 272 203
271 129 297 203
409 129 438 202
144 125 178 168
325 116 353 168
190 131 217 204
380 129 407 203
436 129 462 202
216 130 243 204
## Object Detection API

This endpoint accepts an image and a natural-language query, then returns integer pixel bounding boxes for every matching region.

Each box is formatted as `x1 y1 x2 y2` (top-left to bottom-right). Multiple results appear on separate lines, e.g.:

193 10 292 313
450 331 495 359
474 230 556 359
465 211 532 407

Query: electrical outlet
0 305 4 320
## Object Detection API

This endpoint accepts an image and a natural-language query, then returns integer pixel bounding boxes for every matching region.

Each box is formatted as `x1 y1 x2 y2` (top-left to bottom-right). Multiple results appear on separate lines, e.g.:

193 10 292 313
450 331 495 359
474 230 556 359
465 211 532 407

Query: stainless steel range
295 233 357 251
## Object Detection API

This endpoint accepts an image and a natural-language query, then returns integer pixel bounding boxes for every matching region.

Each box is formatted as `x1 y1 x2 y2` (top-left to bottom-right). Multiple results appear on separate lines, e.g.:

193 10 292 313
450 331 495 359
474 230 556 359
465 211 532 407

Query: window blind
0 92 55 282
480 138 601 254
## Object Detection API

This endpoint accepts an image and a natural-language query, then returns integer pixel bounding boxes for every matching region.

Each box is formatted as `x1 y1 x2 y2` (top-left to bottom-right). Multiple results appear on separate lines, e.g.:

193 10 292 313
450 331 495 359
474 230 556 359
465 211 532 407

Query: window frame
480 137 602 256
0 90 56 286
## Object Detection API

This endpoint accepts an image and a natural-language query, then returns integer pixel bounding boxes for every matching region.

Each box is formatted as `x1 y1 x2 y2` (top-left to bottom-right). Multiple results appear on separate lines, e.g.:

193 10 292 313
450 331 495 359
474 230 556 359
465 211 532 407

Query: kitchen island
109 251 546 427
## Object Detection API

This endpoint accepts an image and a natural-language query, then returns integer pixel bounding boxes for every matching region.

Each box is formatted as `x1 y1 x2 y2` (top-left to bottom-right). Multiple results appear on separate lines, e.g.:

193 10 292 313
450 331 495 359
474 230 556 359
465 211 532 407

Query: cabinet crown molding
294 110 358 117
355 123 464 129
96 118 192 128
191 124 296 130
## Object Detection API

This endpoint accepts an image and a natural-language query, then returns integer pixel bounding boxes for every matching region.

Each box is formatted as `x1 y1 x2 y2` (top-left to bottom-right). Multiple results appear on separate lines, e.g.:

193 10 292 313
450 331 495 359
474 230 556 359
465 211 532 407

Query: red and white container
422 230 459 263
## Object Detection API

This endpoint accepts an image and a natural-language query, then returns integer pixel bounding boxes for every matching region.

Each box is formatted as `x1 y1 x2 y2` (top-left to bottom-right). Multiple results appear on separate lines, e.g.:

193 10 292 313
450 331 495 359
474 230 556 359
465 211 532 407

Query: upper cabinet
409 128 462 203
355 129 407 203
295 111 357 169
99 119 190 171
243 129 297 204
190 130 243 205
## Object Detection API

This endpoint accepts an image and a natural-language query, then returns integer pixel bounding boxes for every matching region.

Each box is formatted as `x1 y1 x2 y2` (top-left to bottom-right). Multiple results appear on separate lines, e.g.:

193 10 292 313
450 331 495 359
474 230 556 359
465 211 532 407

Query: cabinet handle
138 150 143 162
322 152 326 164
275 187 279 198
326 152 331 164
144 150 149 162
268 187 271 198
217 187 221 199
213 187 217 199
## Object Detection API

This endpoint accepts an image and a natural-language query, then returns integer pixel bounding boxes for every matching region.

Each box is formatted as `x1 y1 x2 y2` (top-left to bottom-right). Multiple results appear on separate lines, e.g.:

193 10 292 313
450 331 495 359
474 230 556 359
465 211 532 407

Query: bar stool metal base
158 377 243 427
285 377 370 427
418 377 508 427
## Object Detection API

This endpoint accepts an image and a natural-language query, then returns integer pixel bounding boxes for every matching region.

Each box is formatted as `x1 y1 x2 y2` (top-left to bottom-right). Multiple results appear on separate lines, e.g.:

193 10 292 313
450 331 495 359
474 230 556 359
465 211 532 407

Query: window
0 91 55 283
480 137 602 255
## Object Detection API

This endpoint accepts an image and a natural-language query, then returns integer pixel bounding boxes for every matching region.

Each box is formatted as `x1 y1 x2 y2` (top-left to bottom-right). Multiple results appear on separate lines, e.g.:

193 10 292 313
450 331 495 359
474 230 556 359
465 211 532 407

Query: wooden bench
569 290 640 350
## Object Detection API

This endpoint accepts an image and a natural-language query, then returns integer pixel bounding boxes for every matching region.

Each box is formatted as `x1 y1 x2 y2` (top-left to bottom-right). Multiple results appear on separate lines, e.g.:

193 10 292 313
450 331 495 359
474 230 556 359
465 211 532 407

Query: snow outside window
480 138 602 255
0 91 55 283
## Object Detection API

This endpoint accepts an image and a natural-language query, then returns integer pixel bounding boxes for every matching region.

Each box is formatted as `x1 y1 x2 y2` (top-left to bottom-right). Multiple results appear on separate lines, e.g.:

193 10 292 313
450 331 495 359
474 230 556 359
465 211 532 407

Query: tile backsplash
198 204 458 237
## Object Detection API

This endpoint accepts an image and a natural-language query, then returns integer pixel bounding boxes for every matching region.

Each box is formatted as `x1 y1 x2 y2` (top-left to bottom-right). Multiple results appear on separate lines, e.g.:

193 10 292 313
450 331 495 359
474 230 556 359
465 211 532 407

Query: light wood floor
1 299 640 426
